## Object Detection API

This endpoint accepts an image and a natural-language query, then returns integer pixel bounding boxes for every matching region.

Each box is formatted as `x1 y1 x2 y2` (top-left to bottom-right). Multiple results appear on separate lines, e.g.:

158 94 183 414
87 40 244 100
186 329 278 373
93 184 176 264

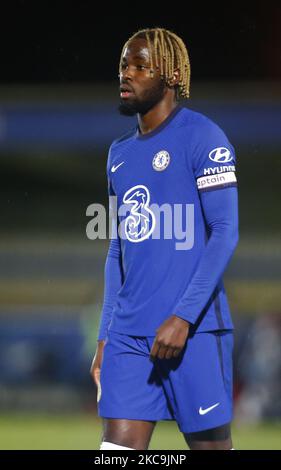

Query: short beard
118 80 166 116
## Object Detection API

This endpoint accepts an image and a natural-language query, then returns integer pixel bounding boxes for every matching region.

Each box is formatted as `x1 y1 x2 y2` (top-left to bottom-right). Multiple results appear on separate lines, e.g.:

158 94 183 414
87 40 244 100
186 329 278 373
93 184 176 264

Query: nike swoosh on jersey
199 402 220 415
111 162 124 172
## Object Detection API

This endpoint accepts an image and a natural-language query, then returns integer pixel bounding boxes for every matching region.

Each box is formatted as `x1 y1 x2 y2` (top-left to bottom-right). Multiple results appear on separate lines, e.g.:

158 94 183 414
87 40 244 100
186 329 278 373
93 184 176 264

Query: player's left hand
149 315 190 361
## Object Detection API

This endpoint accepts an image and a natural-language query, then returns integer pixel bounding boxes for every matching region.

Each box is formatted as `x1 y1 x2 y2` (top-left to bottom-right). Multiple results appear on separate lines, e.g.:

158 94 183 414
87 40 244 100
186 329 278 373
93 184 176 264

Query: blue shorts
98 330 233 434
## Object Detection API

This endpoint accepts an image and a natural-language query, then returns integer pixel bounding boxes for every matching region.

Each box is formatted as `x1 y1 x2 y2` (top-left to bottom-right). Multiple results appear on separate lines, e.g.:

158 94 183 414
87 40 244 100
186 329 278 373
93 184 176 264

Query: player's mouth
120 85 135 99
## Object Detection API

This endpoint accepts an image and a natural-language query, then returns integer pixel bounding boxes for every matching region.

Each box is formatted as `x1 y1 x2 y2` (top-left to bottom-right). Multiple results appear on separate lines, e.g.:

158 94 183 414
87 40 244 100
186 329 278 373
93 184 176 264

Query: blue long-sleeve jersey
98 105 239 340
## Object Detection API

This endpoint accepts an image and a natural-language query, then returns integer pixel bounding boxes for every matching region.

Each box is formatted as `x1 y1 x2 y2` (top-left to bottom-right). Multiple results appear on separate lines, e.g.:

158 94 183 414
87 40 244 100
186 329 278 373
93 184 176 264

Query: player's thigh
183 422 232 450
102 418 156 450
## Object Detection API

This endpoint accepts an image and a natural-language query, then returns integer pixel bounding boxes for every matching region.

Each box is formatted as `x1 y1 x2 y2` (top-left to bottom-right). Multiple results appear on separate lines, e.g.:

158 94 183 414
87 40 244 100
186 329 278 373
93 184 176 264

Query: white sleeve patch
197 171 237 191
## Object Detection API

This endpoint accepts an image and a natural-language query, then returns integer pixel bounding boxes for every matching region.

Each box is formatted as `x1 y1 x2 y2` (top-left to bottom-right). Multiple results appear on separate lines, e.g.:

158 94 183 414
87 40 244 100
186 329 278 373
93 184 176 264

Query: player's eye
135 64 147 71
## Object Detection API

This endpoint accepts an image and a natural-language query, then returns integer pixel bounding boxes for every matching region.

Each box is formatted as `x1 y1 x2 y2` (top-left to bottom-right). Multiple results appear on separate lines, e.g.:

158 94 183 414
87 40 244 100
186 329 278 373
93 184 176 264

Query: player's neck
137 95 178 136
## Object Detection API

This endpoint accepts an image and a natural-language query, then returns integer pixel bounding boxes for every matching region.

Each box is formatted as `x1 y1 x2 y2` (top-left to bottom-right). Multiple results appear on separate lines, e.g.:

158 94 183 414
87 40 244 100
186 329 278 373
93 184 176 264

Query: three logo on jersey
123 185 156 243
111 150 171 242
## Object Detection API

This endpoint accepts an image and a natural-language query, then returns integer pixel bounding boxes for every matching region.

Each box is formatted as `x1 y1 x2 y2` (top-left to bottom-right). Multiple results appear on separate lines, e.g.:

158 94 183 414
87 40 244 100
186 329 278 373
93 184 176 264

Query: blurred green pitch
0 414 280 450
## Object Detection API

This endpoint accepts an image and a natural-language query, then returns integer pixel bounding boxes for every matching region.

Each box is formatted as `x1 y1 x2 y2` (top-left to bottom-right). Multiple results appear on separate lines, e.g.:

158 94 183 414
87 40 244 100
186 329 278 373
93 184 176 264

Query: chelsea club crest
152 150 171 171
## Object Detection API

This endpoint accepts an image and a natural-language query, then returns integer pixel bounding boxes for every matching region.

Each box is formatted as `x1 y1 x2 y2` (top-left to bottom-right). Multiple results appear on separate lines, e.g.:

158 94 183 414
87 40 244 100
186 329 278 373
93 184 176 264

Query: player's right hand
90 340 105 387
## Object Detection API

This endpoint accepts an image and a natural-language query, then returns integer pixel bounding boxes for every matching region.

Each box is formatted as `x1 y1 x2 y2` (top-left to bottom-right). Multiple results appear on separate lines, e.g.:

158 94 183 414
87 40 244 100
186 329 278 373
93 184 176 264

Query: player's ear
167 68 180 87
173 69 180 84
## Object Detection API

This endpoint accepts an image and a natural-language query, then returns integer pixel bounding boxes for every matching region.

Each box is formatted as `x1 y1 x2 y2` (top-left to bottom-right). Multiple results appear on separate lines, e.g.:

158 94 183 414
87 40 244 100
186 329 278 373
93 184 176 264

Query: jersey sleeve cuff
174 310 196 325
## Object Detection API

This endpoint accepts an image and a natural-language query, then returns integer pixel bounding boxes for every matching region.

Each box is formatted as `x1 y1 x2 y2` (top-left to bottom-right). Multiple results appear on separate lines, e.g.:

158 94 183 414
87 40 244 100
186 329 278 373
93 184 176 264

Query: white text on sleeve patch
197 171 237 191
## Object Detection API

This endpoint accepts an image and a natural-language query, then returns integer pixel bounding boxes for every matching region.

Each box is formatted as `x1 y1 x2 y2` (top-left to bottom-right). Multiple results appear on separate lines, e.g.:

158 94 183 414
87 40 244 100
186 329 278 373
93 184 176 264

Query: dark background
1 1 280 83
